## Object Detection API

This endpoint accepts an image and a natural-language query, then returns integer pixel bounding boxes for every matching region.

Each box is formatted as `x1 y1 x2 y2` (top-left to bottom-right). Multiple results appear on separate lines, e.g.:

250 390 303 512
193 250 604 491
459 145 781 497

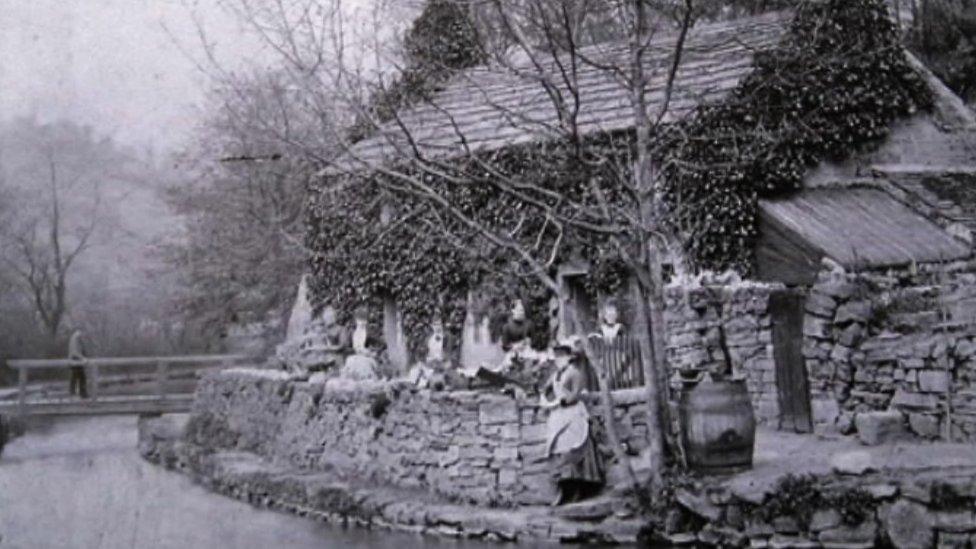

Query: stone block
836 301 872 324
459 445 492 460
810 509 842 532
553 498 615 521
883 499 934 549
866 344 899 364
830 345 852 363
492 445 519 463
818 521 877 548
497 468 518 488
675 488 723 522
865 483 899 500
439 445 461 467
937 532 970 549
769 534 818 548
816 281 857 300
804 317 832 339
901 357 926 369
806 292 838 318
908 413 941 439
831 450 875 475
890 389 940 411
918 370 950 393
955 339 976 359
772 515 800 534
850 390 889 409
855 411 906 446
520 422 546 444
479 399 519 425
839 324 864 347
934 510 976 533
670 331 704 348
744 520 775 537
812 398 841 426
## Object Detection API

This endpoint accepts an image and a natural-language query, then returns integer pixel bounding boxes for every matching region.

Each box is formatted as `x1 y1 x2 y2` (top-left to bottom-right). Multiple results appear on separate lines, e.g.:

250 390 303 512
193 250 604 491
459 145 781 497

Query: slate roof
326 11 791 175
758 186 971 270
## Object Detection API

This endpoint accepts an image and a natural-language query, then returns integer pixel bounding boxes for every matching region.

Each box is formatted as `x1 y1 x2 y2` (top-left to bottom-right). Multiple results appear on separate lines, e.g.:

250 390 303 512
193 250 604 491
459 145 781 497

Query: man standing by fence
68 328 89 399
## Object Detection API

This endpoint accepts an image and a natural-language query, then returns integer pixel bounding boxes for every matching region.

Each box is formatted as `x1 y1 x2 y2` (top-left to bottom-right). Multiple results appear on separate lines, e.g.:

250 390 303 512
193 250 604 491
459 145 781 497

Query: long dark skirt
554 428 605 489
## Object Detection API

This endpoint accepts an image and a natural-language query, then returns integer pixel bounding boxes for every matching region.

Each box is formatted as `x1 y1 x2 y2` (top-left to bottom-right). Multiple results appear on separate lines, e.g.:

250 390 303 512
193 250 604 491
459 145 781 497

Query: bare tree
158 68 337 342
0 120 113 352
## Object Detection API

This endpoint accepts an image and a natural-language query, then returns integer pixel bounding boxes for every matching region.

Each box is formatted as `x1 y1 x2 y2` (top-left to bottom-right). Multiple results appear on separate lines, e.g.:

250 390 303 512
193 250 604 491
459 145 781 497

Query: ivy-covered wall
306 0 935 366
659 0 932 273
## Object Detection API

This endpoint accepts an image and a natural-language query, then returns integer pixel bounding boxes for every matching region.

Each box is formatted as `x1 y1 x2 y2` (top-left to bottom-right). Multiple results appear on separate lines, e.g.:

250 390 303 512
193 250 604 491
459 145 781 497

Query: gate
769 290 813 433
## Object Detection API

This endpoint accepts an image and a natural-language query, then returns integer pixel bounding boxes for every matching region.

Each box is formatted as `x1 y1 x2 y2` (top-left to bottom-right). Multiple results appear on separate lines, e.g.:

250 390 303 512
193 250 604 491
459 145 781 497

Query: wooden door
769 290 813 433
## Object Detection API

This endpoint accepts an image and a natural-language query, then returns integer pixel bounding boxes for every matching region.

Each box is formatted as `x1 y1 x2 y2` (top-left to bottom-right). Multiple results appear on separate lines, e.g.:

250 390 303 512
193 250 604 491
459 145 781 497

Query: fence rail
1 354 249 417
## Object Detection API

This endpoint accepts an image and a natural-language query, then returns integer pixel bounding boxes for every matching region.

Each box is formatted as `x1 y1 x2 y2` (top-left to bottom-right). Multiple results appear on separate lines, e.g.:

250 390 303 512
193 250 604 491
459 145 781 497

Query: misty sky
0 0 270 156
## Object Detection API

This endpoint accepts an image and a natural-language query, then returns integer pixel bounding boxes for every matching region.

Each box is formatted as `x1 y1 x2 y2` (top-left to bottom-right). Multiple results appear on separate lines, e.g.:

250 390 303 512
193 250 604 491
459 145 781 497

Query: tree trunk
628 274 664 488
566 300 641 493
628 0 671 490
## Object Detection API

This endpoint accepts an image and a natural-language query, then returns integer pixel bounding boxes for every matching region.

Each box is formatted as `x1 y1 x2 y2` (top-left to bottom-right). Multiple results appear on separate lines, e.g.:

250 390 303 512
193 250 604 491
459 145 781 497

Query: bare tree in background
159 68 339 343
0 121 112 353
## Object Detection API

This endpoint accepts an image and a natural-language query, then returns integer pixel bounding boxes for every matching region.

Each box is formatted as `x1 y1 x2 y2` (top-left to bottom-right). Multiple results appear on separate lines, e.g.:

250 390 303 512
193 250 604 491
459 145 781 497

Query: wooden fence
0 354 249 417
584 335 645 391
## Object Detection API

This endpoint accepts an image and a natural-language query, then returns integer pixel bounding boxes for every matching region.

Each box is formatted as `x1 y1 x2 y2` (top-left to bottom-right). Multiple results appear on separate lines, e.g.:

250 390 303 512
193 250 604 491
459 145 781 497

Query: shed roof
327 11 790 175
758 186 971 274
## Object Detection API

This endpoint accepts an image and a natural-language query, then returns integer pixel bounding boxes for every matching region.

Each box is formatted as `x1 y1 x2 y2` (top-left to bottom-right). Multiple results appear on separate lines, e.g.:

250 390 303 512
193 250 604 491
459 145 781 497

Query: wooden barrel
679 379 756 473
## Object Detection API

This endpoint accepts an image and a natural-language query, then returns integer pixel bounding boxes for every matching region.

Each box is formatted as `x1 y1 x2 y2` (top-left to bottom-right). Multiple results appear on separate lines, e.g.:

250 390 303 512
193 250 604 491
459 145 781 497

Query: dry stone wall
187 370 653 507
660 263 976 442
804 264 976 440
663 282 781 424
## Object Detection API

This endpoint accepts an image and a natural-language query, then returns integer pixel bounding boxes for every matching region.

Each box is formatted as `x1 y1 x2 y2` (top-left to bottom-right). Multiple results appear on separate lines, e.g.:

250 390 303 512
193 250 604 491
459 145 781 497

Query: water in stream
0 416 505 549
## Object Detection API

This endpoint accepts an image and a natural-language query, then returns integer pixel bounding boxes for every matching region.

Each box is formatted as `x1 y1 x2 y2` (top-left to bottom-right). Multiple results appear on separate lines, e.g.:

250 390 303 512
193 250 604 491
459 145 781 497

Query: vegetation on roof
348 0 485 143
660 0 933 273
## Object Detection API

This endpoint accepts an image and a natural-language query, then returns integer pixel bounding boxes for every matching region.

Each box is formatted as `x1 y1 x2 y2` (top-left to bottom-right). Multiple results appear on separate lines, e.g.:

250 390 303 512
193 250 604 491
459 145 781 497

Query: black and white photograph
2 1 976 547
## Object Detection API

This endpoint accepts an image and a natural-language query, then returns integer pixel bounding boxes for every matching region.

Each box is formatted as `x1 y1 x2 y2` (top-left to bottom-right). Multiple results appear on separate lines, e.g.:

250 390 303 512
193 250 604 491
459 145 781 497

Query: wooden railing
2 354 249 417
585 335 645 391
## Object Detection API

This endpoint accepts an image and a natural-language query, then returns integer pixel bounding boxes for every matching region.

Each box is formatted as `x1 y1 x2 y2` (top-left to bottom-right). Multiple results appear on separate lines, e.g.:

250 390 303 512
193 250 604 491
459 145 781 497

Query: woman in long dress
541 339 604 505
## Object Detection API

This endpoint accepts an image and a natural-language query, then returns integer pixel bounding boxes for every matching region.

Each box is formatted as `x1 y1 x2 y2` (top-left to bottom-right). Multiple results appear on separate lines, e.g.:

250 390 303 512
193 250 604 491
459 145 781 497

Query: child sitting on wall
339 307 382 381
407 317 458 390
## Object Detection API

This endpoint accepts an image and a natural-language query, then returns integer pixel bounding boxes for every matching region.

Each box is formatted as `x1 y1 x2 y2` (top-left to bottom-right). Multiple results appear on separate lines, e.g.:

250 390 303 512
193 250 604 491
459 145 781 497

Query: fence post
89 363 99 402
17 367 27 418
157 361 168 400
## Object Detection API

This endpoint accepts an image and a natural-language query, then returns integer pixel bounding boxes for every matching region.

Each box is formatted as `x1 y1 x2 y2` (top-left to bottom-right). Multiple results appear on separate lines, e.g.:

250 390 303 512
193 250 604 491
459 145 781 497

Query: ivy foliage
308 140 632 356
749 474 878 531
350 0 486 142
660 0 933 272
309 0 934 360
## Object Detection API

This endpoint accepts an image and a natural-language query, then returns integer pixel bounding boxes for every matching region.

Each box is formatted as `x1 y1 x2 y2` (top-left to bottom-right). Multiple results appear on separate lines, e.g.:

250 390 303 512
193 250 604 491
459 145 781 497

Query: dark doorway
769 290 813 433
562 275 599 337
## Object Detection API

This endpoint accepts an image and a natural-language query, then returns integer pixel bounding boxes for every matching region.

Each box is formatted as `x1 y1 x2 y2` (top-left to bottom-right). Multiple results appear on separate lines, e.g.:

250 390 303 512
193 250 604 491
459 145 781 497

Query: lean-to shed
756 186 973 286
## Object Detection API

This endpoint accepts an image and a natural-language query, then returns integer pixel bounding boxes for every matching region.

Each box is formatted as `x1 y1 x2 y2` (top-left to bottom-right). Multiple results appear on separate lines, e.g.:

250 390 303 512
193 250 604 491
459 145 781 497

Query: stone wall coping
218 367 293 381
209 369 649 415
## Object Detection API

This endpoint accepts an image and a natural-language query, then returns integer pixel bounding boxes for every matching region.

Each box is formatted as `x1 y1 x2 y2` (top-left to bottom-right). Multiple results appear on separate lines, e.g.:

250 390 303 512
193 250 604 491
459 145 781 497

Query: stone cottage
316 8 976 442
